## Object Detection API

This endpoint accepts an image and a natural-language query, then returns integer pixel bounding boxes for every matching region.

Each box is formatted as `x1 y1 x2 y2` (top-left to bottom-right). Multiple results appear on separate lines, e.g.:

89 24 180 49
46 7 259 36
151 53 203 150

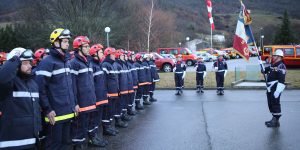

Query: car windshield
153 53 163 59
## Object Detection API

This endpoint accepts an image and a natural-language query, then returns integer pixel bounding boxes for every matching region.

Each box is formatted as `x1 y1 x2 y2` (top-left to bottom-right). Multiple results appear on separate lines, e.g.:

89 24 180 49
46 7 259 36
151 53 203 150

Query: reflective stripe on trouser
71 113 90 144
196 79 204 88
216 72 224 90
127 93 135 110
0 138 36 149
45 121 71 150
267 88 281 116
117 94 127 115
108 97 118 119
88 106 103 137
102 104 111 128
136 85 145 100
45 113 75 123
175 74 184 91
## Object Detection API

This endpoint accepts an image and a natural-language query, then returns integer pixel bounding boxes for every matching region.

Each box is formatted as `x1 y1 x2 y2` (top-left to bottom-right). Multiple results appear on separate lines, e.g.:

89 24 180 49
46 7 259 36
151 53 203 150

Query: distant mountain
0 0 299 46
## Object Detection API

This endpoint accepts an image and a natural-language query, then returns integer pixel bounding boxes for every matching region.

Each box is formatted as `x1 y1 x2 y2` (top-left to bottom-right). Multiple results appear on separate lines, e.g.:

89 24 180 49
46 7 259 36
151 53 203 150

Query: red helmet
73 36 90 49
89 44 104 56
135 53 142 60
127 51 135 57
0 52 7 62
34 48 47 60
104 47 116 56
115 49 125 59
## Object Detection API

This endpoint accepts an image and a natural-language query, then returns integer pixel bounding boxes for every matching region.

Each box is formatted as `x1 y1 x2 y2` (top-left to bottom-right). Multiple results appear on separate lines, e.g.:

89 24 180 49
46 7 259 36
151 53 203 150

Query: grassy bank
156 70 300 89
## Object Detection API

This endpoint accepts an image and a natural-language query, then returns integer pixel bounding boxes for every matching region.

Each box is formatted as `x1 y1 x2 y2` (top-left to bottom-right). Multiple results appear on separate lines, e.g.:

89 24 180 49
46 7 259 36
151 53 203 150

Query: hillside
0 0 299 50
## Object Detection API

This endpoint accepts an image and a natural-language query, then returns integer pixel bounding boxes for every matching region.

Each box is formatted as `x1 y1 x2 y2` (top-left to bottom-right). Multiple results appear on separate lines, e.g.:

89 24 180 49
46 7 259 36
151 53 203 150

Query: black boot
88 136 106 147
103 126 117 136
143 96 152 105
135 100 144 110
265 117 280 127
175 90 181 96
196 87 200 93
216 89 221 95
94 132 108 145
73 143 87 150
220 90 224 95
115 117 128 128
121 110 132 121
127 107 136 116
200 86 204 93
149 92 157 102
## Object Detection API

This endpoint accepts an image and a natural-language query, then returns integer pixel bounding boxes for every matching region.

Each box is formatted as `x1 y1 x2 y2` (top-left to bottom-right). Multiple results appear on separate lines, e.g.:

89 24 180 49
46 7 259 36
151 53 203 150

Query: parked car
196 52 217 62
161 54 176 62
220 48 240 59
157 47 197 66
137 52 175 72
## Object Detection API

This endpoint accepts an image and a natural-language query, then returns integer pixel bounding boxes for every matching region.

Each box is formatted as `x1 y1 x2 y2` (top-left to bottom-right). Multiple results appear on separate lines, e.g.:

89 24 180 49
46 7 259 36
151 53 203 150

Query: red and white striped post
206 0 215 50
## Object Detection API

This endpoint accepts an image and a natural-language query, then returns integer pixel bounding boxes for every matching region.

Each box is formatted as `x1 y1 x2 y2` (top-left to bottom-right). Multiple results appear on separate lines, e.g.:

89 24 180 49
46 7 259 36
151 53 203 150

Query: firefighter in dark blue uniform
125 51 137 115
174 55 186 95
35 28 79 150
70 36 100 148
213 55 228 95
88 44 109 146
134 54 147 110
148 54 160 102
102 47 122 135
195 57 207 93
113 50 132 125
0 48 41 150
142 54 152 105
262 49 286 128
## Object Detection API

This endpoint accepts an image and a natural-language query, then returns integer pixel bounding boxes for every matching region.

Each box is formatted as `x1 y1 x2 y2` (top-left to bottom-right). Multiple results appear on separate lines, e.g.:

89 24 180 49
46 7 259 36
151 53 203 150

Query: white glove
173 67 176 72
224 70 227 77
214 67 218 72
274 83 286 98
182 71 186 79
274 91 280 98
203 71 207 78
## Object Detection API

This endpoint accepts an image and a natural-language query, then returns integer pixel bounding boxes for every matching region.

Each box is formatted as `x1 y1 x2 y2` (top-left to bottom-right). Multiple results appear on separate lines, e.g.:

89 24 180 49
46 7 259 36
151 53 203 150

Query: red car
137 52 175 72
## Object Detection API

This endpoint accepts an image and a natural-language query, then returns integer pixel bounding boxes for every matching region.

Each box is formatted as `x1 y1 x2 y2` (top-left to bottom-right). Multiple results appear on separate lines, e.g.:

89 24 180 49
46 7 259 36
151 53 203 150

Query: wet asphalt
90 90 300 150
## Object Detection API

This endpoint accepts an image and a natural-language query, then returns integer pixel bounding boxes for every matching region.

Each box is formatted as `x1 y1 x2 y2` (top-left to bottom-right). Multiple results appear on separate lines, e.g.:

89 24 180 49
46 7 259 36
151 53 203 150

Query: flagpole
210 27 213 49
238 0 267 86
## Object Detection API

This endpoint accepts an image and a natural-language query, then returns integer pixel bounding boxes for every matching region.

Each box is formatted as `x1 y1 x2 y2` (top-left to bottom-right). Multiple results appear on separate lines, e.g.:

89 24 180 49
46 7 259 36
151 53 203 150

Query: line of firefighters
0 28 160 150
0 28 286 150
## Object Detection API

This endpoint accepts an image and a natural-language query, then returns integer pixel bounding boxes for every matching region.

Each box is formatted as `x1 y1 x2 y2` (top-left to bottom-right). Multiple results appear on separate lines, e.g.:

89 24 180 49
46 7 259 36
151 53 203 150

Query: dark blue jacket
125 61 134 93
265 61 286 91
148 60 160 82
113 60 129 95
174 61 186 73
195 61 206 80
134 60 147 86
142 60 152 84
70 53 96 113
102 57 119 98
213 59 228 73
0 56 41 149
35 48 76 123
127 60 138 89
90 58 108 107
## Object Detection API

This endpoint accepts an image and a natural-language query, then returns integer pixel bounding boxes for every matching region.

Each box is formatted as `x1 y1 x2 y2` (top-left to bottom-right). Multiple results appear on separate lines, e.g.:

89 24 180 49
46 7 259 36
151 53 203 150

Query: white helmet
273 49 284 57
7 47 34 61
143 53 149 59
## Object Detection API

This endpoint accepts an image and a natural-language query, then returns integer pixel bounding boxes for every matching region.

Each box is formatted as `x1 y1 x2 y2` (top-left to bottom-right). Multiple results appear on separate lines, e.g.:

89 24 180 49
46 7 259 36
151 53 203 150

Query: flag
233 1 255 61
206 0 215 30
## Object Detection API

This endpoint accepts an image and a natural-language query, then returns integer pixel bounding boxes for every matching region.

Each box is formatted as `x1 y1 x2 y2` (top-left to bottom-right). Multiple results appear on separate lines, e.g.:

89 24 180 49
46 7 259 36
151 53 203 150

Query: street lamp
186 37 190 42
179 42 182 47
261 35 264 51
105 27 111 47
